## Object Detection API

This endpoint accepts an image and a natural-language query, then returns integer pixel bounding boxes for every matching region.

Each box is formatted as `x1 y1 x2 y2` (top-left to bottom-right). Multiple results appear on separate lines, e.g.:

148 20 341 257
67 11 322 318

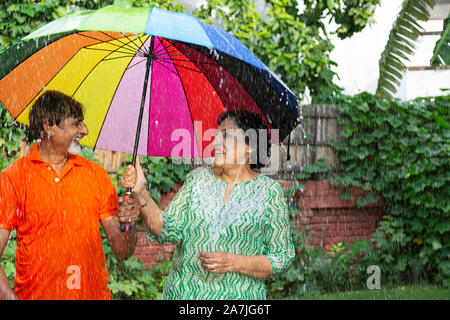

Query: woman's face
212 117 251 168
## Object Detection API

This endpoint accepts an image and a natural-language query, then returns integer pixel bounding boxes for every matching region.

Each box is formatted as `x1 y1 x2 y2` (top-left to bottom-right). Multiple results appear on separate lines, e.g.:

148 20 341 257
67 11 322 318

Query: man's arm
0 229 17 300
100 197 140 261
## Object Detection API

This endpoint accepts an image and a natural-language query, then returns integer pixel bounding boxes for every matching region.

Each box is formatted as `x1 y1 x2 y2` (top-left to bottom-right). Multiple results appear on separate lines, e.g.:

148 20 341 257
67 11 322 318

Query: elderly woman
122 110 294 300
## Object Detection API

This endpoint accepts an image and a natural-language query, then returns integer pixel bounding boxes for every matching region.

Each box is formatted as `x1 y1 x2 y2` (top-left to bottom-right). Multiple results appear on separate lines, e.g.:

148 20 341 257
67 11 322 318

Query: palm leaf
376 0 435 99
430 15 450 68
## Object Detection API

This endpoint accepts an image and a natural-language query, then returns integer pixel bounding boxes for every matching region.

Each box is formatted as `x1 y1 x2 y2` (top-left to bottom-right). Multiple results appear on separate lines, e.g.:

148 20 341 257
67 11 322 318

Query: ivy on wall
330 92 449 286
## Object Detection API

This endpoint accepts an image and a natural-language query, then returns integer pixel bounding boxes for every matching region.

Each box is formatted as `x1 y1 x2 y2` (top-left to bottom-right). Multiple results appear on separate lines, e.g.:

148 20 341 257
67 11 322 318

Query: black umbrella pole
121 36 155 233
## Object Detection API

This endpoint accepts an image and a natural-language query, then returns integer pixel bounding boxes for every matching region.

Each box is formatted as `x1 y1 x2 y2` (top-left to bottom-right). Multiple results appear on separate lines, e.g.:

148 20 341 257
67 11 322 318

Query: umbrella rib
157 56 219 69
129 33 151 57
156 58 203 74
152 59 180 77
98 31 145 55
126 58 147 70
82 47 138 57
161 51 206 57
121 32 145 52
152 37 164 56
136 33 149 55
167 41 229 116
77 32 138 56
72 40 136 99
153 39 179 56
102 54 139 61
160 56 219 66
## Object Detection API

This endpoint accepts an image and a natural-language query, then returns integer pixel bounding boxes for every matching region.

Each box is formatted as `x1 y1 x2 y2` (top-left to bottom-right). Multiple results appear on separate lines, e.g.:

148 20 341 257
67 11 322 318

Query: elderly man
0 90 140 300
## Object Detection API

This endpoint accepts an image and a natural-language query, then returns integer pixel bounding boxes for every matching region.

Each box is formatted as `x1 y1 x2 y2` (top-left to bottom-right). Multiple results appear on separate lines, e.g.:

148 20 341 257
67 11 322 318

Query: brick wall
132 179 385 267
290 180 384 250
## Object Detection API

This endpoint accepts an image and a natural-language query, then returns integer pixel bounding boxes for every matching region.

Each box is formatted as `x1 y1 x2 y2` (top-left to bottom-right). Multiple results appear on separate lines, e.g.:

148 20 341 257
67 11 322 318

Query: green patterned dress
149 166 295 300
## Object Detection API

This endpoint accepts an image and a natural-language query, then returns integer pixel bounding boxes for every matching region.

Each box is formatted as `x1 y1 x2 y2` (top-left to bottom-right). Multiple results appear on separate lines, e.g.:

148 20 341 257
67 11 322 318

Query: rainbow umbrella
0 5 299 162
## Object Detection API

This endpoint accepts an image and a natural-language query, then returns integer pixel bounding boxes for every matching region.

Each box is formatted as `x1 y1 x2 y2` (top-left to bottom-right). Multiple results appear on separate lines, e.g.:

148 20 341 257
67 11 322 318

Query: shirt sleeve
262 182 295 275
95 164 119 220
148 169 195 244
0 172 20 231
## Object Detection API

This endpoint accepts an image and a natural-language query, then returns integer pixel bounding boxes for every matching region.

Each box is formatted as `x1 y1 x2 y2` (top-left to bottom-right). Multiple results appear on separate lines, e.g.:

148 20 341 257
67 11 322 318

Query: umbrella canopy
0 5 299 159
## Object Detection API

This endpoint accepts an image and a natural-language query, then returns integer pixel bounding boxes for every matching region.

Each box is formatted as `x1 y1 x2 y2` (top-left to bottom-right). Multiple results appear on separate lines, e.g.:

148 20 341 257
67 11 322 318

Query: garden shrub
330 92 449 287
268 92 449 297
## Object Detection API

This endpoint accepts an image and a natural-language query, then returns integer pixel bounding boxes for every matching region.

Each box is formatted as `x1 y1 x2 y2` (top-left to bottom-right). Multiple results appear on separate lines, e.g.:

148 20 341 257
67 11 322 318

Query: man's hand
118 196 140 228
101 197 140 261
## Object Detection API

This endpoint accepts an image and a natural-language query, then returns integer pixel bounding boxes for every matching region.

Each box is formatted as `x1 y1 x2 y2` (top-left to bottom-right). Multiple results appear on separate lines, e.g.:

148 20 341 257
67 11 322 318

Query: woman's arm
121 157 163 239
198 252 274 279
262 183 295 275
136 189 163 239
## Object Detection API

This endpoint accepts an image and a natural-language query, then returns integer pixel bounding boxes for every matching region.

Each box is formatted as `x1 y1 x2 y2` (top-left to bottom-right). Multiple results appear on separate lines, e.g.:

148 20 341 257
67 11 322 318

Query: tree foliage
193 0 380 102
430 14 450 68
376 0 436 100
0 0 380 102
0 103 26 171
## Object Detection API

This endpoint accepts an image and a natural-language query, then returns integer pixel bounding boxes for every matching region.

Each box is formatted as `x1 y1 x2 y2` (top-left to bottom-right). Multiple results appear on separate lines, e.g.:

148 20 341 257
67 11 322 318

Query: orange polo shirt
0 143 118 300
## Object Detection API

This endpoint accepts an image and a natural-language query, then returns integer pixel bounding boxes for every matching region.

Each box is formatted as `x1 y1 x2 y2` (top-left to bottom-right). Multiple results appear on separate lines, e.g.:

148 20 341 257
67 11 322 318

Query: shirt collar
28 143 85 167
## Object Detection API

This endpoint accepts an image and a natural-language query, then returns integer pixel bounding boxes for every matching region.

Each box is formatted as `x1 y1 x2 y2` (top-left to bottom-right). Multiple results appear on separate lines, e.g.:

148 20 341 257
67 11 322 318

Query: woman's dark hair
217 110 271 170
29 90 85 140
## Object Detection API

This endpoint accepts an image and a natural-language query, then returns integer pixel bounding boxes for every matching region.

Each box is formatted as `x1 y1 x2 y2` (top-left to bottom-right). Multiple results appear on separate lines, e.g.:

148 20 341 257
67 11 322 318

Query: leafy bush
266 215 377 297
0 103 26 172
0 230 16 288
370 215 426 286
268 93 449 297
330 92 449 286
101 225 171 300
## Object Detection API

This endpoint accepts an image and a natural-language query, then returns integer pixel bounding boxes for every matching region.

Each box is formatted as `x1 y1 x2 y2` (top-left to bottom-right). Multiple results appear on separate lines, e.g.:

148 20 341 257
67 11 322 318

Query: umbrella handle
120 190 133 232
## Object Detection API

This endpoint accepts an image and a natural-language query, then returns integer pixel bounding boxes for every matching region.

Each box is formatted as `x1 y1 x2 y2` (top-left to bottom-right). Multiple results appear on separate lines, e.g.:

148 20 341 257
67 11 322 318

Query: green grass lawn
296 285 450 300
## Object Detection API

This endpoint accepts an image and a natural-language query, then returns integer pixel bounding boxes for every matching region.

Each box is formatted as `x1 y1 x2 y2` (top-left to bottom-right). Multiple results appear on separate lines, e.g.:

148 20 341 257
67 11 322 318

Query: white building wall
329 0 450 100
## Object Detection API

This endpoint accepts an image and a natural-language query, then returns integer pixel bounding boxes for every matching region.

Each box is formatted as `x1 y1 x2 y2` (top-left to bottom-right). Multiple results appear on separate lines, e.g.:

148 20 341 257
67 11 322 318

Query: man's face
50 117 89 155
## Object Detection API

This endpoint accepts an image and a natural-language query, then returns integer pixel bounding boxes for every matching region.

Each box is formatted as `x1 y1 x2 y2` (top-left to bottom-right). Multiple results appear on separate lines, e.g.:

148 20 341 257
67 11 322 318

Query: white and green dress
150 166 295 300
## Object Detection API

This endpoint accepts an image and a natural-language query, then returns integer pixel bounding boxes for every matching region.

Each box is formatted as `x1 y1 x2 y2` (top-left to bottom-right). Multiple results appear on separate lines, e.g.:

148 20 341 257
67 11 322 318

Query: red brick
297 181 316 197
316 180 343 197
325 216 339 223
277 180 292 190
297 209 315 217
